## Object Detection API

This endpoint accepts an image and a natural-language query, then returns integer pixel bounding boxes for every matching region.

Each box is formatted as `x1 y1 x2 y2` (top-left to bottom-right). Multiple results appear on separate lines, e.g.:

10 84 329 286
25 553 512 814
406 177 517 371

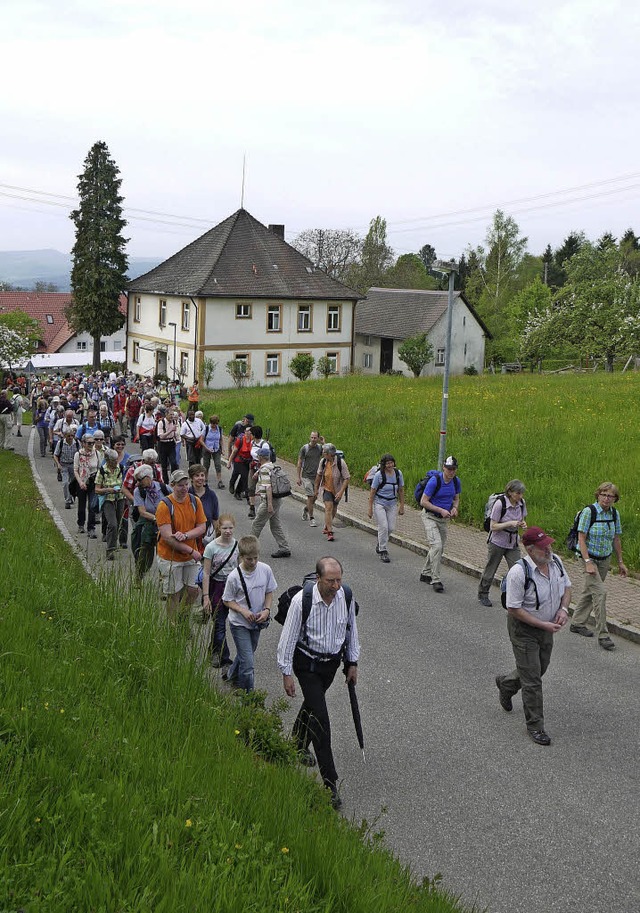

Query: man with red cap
496 526 571 746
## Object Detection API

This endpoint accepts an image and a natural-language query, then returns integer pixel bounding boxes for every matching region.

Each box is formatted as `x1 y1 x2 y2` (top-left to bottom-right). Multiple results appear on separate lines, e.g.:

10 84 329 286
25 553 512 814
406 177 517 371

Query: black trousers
292 650 340 792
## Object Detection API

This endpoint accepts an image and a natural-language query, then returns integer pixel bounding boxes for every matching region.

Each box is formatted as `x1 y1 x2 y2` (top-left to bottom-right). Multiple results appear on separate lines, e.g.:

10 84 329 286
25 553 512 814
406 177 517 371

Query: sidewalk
279 450 640 646
11 424 640 645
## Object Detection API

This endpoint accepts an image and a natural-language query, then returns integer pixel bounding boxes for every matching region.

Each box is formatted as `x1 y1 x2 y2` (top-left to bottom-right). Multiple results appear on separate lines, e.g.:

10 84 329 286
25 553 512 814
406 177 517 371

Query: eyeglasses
84 441 95 446
599 493 615 499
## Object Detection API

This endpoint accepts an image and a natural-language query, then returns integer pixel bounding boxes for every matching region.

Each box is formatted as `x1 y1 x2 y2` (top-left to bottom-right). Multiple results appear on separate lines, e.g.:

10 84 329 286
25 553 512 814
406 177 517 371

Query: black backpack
275 576 356 627
566 504 617 552
500 555 564 610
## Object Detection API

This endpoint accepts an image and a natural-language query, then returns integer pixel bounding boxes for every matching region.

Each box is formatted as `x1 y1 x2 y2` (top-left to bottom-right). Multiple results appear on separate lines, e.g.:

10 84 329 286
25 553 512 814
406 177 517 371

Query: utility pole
432 260 459 470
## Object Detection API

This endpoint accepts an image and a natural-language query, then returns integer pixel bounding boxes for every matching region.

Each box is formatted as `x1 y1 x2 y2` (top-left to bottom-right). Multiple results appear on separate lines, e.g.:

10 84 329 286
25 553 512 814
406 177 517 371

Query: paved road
21 429 640 913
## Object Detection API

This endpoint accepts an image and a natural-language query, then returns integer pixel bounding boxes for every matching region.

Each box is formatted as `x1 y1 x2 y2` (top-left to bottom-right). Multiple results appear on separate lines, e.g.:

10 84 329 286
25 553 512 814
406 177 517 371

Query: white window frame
363 353 373 369
181 301 190 332
297 304 312 332
436 347 445 366
267 304 282 333
327 305 341 332
134 297 141 323
235 303 252 319
180 351 189 377
234 353 250 375
76 340 87 351
159 299 167 328
326 351 339 373
265 353 281 377
132 341 140 363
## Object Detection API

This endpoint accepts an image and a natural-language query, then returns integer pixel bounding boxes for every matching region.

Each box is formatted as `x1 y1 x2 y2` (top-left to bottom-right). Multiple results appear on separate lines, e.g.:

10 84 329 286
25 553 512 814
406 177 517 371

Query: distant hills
0 249 162 292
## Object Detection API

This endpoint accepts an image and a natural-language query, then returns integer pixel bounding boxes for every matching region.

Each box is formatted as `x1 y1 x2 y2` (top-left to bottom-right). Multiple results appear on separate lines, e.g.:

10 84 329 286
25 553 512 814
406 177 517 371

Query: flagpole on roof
240 154 246 209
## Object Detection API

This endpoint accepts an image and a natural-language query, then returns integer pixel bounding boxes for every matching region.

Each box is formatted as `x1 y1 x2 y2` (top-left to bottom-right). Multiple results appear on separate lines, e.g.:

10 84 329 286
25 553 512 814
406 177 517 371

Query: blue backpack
414 470 461 506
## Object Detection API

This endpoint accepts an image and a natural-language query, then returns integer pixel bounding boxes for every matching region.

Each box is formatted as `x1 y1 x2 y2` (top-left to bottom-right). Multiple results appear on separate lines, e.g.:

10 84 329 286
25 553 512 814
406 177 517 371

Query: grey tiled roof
355 287 491 339
128 209 361 300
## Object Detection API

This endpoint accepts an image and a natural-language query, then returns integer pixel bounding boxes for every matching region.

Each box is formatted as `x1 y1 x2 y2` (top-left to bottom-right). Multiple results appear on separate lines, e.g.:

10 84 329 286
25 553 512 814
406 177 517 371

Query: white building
127 209 362 388
354 287 491 376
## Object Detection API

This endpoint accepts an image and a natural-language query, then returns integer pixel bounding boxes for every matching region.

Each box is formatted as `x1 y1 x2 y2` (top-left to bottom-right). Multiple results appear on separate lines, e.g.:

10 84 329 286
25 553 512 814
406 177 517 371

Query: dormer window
46 315 54 324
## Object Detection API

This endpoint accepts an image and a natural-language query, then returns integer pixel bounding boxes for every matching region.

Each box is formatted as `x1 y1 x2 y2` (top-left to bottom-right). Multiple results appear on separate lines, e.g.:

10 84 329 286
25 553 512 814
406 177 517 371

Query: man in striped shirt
277 557 360 809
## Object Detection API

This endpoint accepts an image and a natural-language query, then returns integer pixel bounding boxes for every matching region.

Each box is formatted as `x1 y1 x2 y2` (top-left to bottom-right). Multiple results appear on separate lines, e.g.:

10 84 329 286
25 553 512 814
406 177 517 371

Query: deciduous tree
290 229 362 282
289 352 315 381
398 333 434 377
381 254 438 290
67 141 128 372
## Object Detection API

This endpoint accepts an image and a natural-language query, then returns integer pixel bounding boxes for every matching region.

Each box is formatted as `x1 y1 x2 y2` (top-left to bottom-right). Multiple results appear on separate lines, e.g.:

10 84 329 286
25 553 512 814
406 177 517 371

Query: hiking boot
478 596 493 607
271 549 292 558
419 574 432 584
247 506 256 519
380 550 390 563
432 582 444 593
599 636 615 651
495 675 512 712
302 507 309 520
570 624 594 637
88 530 97 539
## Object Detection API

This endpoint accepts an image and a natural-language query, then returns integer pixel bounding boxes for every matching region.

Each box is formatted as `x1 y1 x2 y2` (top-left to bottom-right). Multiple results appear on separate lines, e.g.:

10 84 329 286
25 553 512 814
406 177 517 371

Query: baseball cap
443 456 458 469
170 469 189 484
258 445 272 458
522 527 554 548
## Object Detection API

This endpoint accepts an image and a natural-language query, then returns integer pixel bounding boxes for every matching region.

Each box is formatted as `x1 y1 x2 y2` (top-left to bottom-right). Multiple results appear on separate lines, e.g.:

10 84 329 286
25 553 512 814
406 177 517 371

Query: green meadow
203 372 640 570
0 452 464 913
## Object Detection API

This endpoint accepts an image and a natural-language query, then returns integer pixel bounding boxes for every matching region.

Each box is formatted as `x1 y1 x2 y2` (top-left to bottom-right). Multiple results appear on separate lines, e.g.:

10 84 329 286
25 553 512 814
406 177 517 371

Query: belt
587 553 611 560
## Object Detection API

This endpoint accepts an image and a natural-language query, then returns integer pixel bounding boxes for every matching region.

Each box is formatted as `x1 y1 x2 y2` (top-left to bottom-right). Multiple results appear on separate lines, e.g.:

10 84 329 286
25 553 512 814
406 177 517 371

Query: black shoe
330 791 342 811
599 636 615 651
528 729 551 746
570 624 594 638
495 675 512 712
432 582 444 593
271 549 292 558
380 550 390 563
479 596 492 607
375 545 382 554
77 525 85 533
65 502 72 509
419 574 432 584
247 507 256 519
88 530 97 539
217 481 225 489
298 749 317 768
234 492 243 501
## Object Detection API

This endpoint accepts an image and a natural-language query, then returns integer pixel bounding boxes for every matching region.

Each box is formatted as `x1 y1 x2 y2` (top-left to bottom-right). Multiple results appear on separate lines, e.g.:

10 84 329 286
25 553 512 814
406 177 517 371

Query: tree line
292 214 640 371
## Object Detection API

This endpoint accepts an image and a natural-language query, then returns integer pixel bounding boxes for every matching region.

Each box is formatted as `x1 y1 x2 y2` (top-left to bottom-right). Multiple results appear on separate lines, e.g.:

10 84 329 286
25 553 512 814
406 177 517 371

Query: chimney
268 224 285 240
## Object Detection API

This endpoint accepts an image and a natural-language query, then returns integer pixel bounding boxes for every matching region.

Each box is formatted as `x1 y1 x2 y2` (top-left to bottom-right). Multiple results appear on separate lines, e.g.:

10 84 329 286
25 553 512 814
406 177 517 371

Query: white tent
23 352 126 371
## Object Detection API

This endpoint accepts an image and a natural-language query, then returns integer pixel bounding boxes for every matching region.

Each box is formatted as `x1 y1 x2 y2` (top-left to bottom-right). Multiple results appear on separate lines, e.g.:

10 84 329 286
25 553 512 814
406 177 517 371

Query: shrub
289 352 315 381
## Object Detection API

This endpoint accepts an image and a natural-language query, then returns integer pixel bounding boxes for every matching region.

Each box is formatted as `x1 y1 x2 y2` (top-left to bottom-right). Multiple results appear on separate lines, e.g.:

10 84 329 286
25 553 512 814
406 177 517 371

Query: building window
298 304 312 332
132 341 140 363
266 353 281 376
363 334 371 346
134 297 141 322
267 304 282 332
114 340 122 351
464 343 467 356
181 301 190 331
159 299 167 328
326 351 339 373
46 314 54 324
463 315 466 327
235 303 252 319
234 353 250 375
100 341 106 352
327 305 341 332
180 352 189 377
436 348 445 366
363 353 373 369
76 341 87 351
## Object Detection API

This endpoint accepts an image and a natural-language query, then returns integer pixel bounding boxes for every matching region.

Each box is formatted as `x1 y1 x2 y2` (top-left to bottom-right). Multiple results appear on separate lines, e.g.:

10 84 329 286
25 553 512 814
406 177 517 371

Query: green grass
201 373 640 570
0 451 465 913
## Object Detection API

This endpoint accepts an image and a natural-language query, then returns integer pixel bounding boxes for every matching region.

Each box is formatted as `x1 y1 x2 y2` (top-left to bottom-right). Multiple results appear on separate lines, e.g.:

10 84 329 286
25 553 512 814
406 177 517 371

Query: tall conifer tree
68 141 128 371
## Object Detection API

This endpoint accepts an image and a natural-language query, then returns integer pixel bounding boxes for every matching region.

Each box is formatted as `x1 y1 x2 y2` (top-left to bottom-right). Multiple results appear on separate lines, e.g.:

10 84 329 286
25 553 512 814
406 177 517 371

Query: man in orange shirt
156 468 207 620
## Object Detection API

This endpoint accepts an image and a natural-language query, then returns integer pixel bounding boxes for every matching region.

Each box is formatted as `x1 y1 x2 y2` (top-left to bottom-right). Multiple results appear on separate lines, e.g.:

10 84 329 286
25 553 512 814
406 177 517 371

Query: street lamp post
168 322 177 382
432 259 459 470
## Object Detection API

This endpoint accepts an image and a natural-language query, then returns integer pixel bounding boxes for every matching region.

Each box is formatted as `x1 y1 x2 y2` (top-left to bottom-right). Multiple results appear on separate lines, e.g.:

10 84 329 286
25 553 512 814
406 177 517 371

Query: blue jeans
228 624 261 691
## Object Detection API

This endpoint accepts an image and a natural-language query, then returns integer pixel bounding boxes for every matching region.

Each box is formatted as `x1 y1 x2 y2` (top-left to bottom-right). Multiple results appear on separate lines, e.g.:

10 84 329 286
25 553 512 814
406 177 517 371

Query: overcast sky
1 0 639 263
